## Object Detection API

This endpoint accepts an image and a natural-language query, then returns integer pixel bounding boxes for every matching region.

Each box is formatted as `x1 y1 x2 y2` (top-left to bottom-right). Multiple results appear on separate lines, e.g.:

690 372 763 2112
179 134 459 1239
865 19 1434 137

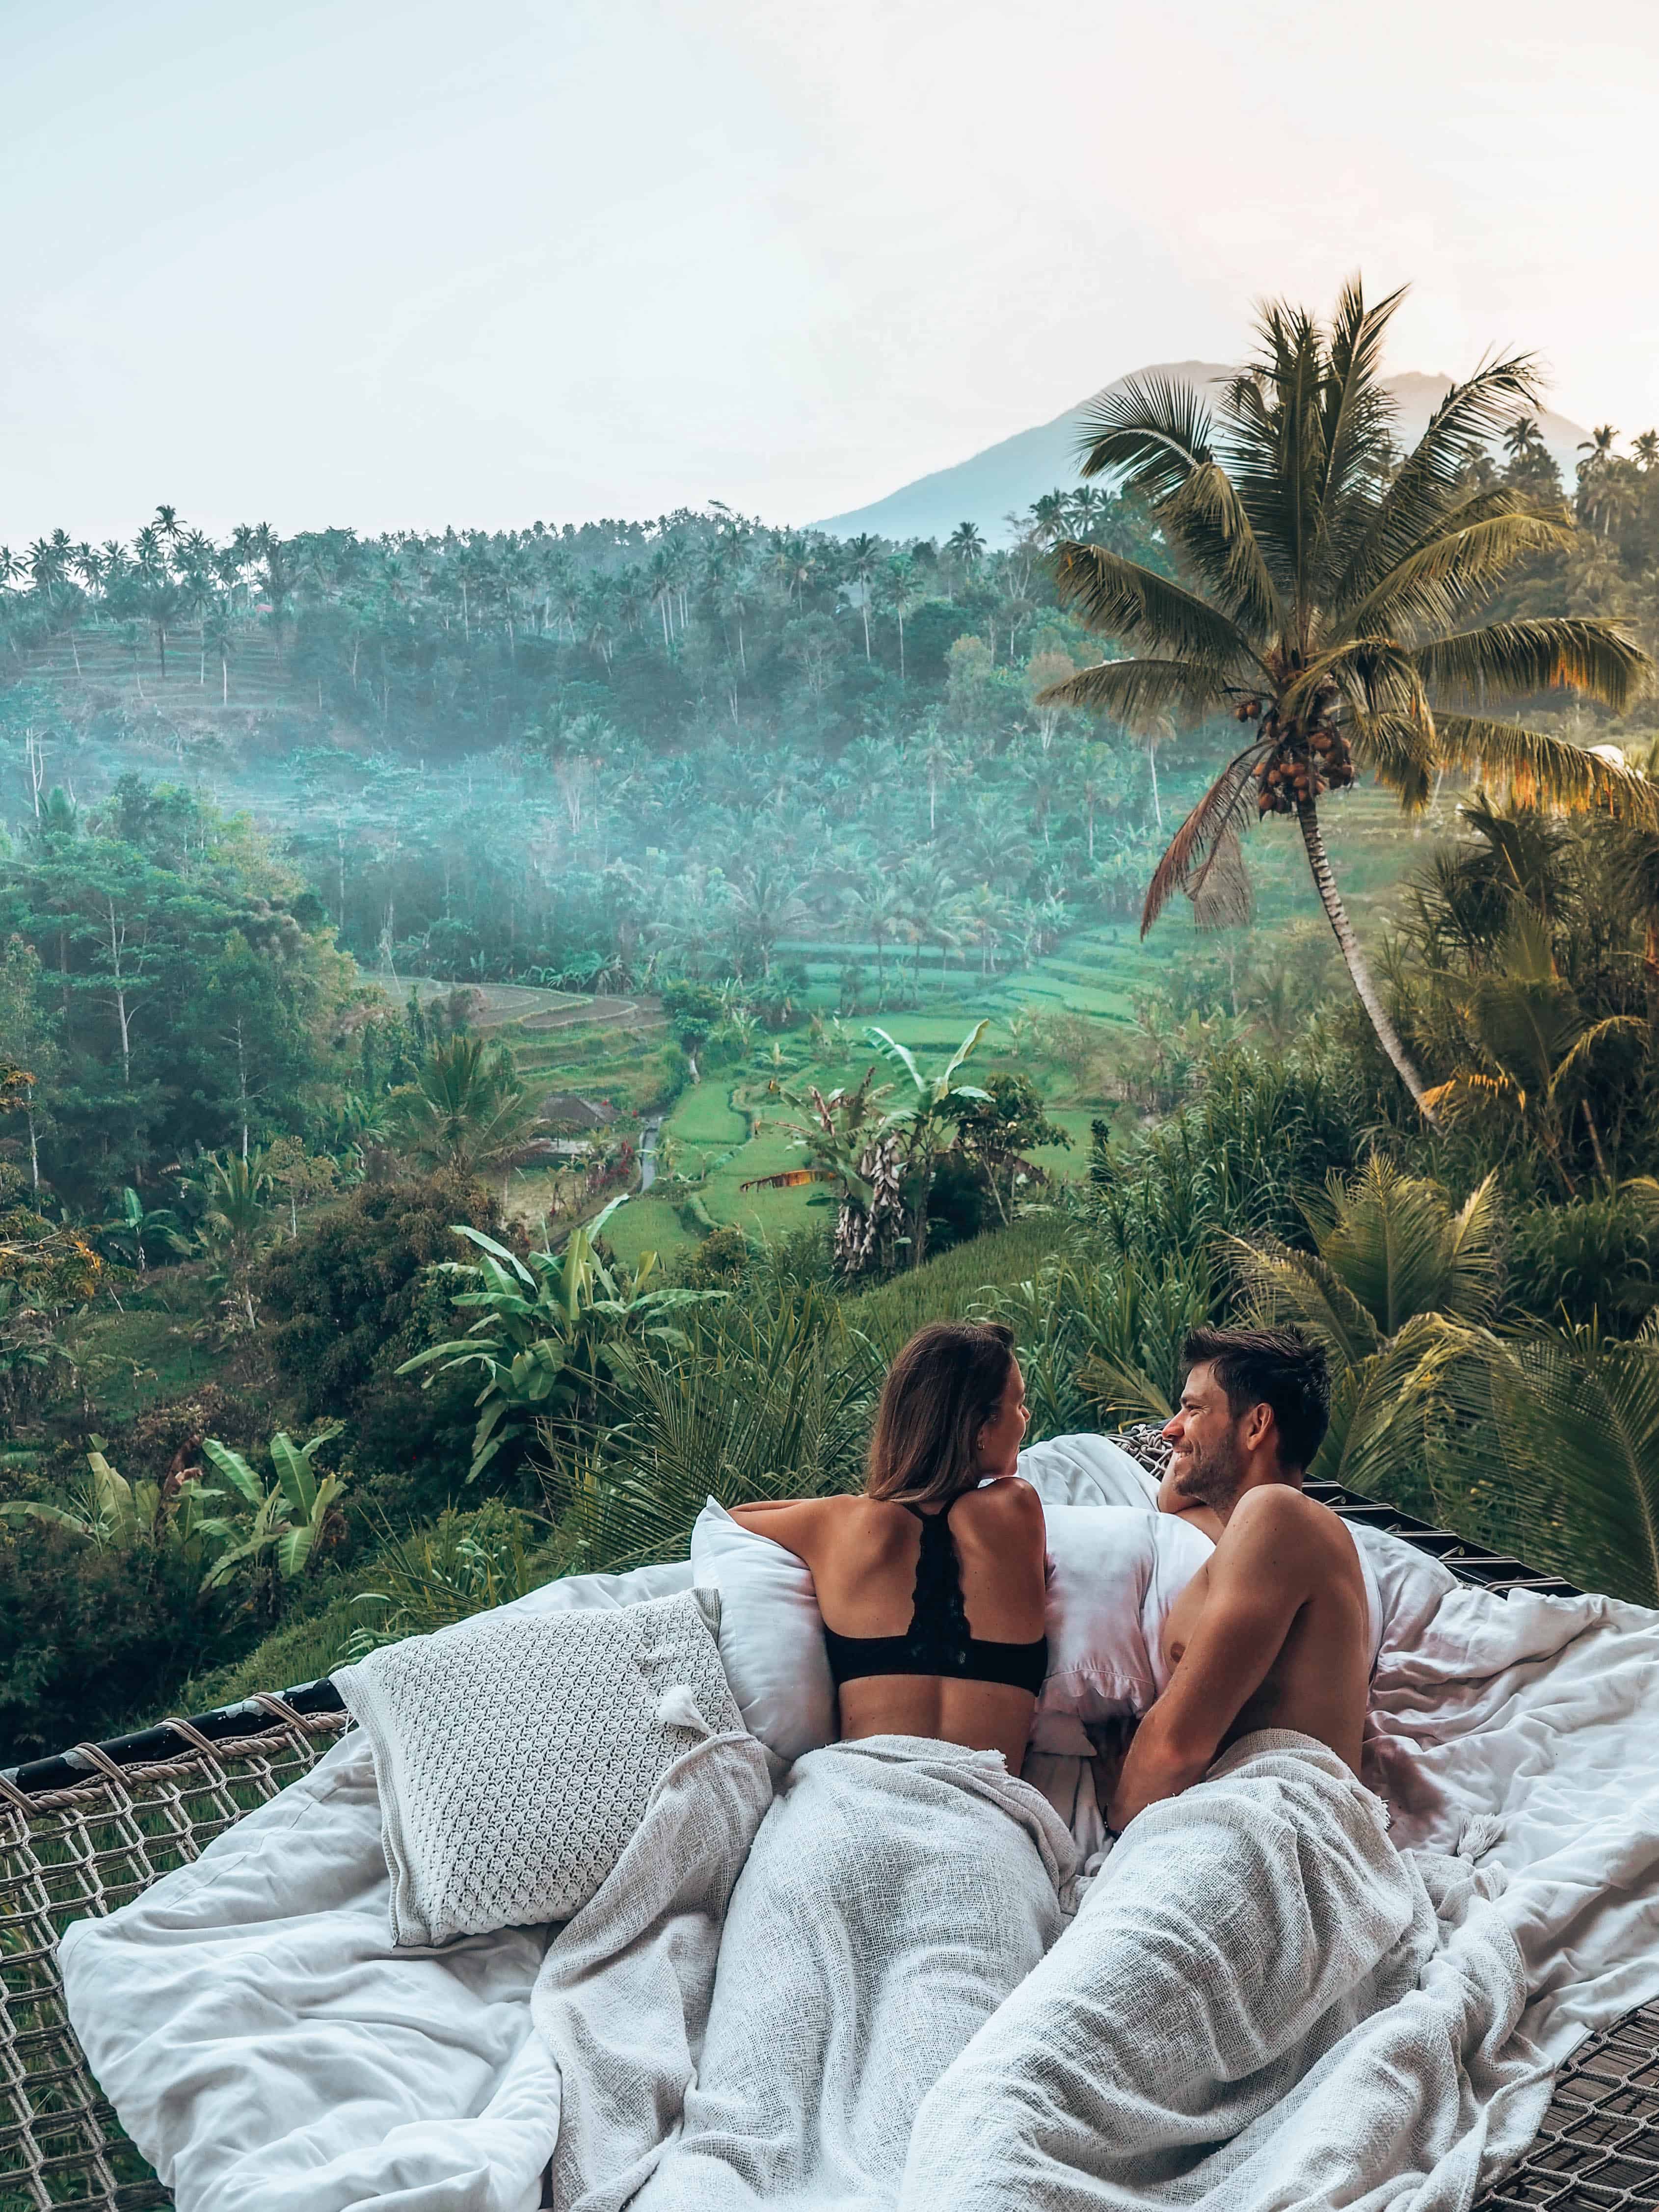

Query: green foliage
1086 1032 1367 1262
764 1021 992 1275
838 1215 1062 1359
198 1425 349 1613
561 1291 880 1573
945 1071 1072 1224
0 777 354 1206
0 1514 229 1762
257 1171 507 1505
1393 799 1659 1197
1506 1185 1659 1330
975 1241 1214 1438
383 1035 548 1180
397 1198 727 1483
347 1500 562 1656
1487 1322 1659 1606
182 1148 278 1330
1227 1160 1502 1516
674 1223 753 1288
95 1186 185 1272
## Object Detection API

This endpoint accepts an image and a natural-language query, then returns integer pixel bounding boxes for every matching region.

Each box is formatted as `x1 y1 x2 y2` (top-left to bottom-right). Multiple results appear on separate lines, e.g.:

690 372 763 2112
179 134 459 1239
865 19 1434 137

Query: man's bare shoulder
1219 1483 1341 1559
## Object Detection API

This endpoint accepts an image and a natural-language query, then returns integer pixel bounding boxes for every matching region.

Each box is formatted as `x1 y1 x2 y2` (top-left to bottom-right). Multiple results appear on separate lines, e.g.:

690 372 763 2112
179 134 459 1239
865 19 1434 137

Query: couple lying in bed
632 1316 1379 2209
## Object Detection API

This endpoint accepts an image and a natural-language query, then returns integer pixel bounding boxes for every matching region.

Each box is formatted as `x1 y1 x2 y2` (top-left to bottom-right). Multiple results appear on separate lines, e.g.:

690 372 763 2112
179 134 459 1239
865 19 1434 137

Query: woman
731 1318 1048 1769
628 1323 1074 2212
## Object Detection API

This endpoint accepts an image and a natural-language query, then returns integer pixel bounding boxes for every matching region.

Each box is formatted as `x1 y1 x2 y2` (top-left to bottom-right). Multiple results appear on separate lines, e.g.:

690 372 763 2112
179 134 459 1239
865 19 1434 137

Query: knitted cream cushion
333 1585 743 1946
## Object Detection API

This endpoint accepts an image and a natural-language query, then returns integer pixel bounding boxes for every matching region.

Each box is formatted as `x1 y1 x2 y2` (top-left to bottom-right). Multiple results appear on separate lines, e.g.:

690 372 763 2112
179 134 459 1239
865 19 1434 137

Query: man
1105 1324 1374 1835
899 1327 1419 2212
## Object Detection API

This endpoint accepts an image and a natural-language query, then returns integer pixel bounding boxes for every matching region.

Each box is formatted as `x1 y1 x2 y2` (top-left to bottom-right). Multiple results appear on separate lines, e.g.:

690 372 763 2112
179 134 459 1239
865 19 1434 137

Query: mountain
815 364 1587 545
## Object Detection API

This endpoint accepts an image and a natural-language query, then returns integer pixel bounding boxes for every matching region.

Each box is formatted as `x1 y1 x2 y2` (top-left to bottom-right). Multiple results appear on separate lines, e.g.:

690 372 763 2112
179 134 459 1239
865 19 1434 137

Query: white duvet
625 1734 1075 2211
903 1730 1546 2212
59 1441 1659 2212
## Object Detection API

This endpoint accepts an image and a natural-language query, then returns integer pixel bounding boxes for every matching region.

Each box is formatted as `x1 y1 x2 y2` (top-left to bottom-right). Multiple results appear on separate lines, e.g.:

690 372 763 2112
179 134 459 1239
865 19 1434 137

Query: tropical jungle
5 284 1659 1763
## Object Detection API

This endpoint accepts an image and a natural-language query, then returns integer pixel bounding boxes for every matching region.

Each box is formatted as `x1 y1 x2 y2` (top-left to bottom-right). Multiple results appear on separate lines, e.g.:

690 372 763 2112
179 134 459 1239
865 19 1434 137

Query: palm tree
725 864 809 980
384 1036 548 1182
917 720 961 833
882 554 920 679
1633 430 1659 474
203 598 235 703
842 876 904 1006
844 533 881 659
946 520 986 572
1040 282 1656 1123
1577 424 1619 478
897 853 956 992
1418 906 1644 1193
1230 1157 1500 1504
1484 1319 1659 1606
1502 415 1544 465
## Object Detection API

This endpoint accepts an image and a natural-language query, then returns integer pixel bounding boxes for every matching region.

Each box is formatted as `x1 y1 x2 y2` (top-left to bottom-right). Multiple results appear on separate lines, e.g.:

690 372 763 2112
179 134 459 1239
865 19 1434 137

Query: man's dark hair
1180 1326 1330 1472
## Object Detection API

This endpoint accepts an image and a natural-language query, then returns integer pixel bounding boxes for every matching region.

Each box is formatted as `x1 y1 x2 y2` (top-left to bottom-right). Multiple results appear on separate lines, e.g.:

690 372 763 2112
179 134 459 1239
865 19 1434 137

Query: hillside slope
817 364 1587 543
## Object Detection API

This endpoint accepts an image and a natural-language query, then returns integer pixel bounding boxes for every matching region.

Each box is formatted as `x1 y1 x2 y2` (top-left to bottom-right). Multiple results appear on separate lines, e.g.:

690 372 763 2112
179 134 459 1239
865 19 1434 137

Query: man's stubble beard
1172 1428 1246 1515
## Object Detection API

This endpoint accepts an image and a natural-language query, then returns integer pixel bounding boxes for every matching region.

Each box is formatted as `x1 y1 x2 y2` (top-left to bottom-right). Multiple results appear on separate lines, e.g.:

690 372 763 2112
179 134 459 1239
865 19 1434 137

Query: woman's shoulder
954 1476 1045 1528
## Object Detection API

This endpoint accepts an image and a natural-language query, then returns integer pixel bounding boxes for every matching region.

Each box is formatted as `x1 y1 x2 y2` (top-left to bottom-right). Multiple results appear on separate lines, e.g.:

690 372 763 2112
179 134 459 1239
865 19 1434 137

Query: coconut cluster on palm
1040 280 1658 1124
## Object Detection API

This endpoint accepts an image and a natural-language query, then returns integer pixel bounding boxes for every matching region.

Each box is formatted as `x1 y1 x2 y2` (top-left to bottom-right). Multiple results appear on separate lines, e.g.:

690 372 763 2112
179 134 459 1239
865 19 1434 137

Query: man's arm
1108 1488 1315 1833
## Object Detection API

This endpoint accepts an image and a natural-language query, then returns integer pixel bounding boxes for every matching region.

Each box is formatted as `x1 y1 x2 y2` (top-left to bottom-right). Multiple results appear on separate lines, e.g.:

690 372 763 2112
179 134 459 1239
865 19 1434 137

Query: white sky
5 0 1659 542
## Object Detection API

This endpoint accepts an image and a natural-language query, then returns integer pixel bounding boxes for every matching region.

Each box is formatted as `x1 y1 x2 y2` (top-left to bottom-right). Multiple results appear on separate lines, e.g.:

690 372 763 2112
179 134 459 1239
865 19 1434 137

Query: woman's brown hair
865 1321 1017 1508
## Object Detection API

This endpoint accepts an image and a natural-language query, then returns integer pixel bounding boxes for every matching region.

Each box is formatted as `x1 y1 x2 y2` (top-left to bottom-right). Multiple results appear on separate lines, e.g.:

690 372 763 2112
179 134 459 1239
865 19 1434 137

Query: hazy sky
6 0 1659 541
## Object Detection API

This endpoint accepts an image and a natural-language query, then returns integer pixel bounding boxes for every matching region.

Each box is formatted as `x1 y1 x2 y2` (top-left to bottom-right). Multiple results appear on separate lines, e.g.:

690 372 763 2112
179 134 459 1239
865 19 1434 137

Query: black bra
823 1497 1048 1696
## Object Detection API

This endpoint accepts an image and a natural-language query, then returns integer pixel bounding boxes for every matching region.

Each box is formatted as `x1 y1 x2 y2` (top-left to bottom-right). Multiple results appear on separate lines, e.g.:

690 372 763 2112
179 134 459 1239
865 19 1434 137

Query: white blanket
58 1559 691 2212
902 1730 1550 2212
57 1507 1659 2211
533 1692 774 2211
624 1733 1077 2211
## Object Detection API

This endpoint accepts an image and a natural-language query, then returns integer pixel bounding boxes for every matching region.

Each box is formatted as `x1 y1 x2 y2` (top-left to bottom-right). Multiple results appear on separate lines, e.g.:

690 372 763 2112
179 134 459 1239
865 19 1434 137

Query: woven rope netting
0 1704 349 2211
0 1471 1654 2210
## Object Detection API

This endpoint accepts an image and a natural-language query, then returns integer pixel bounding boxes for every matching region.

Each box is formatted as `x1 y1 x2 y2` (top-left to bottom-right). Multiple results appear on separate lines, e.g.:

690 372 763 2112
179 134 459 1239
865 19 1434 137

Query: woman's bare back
731 1482 1047 1768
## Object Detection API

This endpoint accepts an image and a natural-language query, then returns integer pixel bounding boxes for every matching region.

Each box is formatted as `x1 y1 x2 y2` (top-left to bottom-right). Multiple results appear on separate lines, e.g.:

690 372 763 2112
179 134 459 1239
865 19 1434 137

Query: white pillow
689 1493 1212 1768
691 1499 836 1776
333 1585 745 1946
1030 1505 1212 1752
1018 1432 1162 1511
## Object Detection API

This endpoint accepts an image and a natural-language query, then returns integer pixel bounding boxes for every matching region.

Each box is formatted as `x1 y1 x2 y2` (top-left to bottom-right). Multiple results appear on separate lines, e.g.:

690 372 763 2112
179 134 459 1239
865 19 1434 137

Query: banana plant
866 1020 992 1269
96 1187 185 1272
199 1423 348 1609
397 1196 727 1483
755 1024 993 1277
0 1448 161 1547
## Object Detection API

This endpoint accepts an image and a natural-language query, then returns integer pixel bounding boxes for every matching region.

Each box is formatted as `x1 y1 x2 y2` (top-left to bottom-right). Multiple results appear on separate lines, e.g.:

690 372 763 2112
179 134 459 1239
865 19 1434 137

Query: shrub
256 1172 510 1515
675 1225 752 1288
0 1518 235 1762
1506 1186 1659 1332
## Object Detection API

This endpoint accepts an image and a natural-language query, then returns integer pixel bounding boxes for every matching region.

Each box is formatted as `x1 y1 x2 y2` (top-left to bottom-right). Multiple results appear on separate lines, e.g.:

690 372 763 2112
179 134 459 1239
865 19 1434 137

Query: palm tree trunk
1296 800 1440 1127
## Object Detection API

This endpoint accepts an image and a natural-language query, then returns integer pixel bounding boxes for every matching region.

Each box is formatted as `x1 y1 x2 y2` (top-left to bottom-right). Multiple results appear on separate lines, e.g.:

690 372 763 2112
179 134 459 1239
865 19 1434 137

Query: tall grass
839 1215 1066 1358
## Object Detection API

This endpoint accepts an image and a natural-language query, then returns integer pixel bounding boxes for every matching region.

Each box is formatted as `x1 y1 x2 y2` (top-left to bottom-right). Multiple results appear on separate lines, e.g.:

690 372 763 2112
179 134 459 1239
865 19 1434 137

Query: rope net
0 1447 1652 2210
0 1707 349 2210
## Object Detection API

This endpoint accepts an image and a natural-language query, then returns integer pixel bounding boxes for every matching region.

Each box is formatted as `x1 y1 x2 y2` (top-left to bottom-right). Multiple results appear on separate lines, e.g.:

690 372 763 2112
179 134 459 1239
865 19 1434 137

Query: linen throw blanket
594 1734 1079 2211
57 1539 1659 2212
900 1730 1551 2212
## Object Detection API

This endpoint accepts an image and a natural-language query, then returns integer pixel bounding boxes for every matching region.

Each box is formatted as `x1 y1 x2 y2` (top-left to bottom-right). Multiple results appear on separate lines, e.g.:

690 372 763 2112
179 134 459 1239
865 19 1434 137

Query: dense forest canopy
6 323 1659 1763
